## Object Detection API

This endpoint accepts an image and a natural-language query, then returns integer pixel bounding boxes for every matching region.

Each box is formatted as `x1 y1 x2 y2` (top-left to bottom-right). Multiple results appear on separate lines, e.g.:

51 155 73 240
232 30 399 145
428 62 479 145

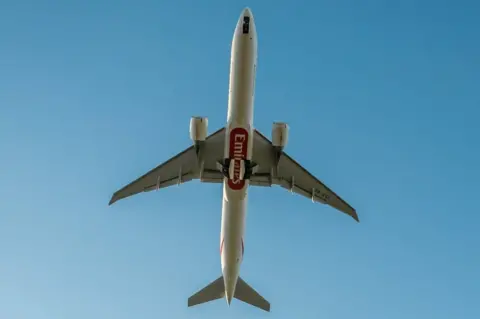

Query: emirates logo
228 127 249 190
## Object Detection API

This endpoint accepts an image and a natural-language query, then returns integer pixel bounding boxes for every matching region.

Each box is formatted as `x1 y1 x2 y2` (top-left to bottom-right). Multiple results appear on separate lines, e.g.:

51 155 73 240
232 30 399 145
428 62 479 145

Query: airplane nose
237 7 254 36
243 7 252 17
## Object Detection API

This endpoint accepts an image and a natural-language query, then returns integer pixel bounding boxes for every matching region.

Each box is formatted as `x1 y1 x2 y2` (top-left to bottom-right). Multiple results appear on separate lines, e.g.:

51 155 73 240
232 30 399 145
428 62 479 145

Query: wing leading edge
250 129 359 222
109 127 226 205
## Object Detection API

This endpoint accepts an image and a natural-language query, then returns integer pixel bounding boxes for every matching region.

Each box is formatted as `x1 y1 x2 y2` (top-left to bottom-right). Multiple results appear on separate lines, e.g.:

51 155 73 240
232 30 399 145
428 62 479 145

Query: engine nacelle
189 116 208 142
272 122 289 149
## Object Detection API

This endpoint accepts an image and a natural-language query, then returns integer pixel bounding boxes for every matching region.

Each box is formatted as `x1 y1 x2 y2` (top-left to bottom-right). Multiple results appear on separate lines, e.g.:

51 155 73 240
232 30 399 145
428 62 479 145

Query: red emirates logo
228 127 249 190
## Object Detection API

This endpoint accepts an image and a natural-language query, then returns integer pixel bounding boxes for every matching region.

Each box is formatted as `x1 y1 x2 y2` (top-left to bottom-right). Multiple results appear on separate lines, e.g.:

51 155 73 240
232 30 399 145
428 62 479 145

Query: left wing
109 127 226 205
251 129 359 222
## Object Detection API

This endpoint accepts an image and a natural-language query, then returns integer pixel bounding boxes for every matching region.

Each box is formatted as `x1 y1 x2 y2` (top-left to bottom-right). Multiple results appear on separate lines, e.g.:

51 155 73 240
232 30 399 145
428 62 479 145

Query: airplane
108 7 358 313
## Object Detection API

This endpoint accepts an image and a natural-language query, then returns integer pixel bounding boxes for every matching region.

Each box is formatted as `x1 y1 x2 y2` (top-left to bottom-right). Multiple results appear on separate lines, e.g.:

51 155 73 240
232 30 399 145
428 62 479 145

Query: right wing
109 127 226 205
251 129 359 222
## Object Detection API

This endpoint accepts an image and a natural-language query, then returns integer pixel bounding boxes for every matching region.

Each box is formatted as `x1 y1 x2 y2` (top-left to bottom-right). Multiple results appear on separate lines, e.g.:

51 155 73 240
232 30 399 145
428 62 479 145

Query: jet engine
271 122 289 150
189 116 208 143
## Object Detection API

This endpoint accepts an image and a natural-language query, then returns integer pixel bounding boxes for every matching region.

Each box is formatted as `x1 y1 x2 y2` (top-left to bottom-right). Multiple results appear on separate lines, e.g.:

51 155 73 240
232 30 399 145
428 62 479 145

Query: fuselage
220 8 258 305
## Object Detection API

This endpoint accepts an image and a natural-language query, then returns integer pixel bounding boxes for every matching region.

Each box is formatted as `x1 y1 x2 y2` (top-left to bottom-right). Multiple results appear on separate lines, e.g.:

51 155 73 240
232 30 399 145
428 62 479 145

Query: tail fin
188 276 225 308
234 276 270 312
187 275 270 312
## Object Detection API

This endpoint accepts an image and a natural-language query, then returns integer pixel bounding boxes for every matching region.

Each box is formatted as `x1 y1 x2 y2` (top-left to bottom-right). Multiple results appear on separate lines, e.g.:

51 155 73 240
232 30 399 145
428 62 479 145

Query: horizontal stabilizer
188 276 225 308
234 276 270 312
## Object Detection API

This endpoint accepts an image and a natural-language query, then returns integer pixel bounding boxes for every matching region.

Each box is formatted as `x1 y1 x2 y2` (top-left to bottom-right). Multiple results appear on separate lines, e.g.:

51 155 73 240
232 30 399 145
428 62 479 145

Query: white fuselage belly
220 10 257 301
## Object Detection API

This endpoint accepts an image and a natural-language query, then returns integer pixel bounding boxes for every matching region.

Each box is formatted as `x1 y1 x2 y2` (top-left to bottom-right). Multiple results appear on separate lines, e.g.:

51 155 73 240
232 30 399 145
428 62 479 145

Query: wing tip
108 195 117 206
351 210 360 222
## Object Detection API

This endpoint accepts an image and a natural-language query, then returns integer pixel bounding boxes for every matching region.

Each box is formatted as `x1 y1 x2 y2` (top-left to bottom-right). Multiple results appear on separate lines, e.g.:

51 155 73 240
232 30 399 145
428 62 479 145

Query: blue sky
1 0 479 318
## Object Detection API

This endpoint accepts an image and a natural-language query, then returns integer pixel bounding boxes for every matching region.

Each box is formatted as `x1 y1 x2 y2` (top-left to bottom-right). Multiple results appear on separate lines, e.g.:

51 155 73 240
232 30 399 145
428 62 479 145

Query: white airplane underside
109 7 358 313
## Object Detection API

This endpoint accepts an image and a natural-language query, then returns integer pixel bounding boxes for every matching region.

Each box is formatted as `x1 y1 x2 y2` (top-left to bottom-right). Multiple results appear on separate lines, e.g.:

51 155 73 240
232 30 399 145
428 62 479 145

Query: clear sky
1 0 479 318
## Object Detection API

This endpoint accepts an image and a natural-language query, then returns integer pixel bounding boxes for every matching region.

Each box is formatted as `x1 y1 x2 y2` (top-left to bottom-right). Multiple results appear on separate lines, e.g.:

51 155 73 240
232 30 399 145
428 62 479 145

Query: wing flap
199 168 224 184
249 172 272 187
